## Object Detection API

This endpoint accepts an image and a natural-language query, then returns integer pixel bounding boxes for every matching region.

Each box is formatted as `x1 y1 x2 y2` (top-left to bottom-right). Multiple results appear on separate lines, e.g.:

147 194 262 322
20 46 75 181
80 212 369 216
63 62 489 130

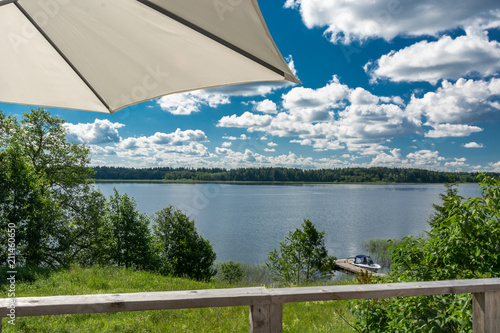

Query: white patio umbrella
0 0 300 113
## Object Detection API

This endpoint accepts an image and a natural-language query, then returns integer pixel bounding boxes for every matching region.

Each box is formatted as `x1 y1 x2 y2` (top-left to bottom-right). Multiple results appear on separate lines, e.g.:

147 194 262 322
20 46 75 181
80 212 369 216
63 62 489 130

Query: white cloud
253 99 278 114
370 148 402 166
463 142 485 148
218 77 422 155
284 0 500 43
114 129 210 161
157 91 230 115
407 78 500 137
367 30 500 84
217 112 273 128
404 150 446 169
445 158 470 170
66 119 124 144
264 148 276 152
426 124 483 138
282 76 349 121
267 142 278 147
222 142 232 148
149 129 208 145
222 134 250 141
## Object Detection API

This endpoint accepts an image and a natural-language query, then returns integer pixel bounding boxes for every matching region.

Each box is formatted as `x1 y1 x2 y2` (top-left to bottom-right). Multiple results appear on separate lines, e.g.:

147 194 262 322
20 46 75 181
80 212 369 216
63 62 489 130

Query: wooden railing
1 278 500 332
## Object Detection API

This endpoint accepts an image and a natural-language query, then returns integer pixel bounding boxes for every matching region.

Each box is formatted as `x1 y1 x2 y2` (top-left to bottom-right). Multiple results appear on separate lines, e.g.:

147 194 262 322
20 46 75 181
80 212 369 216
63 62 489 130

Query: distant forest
92 166 498 183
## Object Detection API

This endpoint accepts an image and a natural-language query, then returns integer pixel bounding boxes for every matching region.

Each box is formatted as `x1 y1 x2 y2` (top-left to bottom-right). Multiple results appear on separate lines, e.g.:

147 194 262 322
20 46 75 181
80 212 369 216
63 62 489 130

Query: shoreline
93 179 475 186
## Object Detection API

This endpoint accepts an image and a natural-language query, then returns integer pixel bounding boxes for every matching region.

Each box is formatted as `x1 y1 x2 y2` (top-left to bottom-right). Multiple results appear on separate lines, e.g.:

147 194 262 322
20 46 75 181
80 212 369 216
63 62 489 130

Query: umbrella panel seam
135 0 286 79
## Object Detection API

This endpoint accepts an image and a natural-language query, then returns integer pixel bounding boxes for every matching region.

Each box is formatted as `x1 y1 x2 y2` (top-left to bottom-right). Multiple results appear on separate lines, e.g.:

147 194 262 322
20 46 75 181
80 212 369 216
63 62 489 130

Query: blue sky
2 0 500 171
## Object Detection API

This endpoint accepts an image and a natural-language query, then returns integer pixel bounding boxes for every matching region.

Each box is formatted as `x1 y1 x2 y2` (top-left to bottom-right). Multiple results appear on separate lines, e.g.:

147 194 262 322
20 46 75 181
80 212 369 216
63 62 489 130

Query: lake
96 183 480 264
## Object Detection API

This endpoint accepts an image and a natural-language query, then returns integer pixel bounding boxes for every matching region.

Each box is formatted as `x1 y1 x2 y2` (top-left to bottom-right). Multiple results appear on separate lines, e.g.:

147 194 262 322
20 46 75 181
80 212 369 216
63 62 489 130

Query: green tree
0 144 67 267
267 219 336 285
107 189 153 269
428 176 461 227
0 108 106 267
152 206 216 281
220 260 244 284
354 175 500 332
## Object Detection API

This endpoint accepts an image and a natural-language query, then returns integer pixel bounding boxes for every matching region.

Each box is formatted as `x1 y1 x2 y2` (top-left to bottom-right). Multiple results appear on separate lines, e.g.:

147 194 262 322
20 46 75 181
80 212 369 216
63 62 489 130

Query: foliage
106 189 154 270
0 109 104 267
428 177 461 228
219 260 244 284
353 175 500 332
152 206 216 281
0 143 67 267
361 238 404 269
93 166 496 184
267 219 336 285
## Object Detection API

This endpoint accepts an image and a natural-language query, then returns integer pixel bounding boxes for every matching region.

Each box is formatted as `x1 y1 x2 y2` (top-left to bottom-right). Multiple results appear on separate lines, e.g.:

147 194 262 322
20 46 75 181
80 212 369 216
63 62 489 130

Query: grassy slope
1 267 355 332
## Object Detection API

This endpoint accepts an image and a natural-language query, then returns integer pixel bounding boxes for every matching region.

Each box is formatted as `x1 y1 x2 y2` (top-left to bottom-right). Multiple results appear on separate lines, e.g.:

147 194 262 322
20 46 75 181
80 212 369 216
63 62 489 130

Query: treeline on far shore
92 166 498 183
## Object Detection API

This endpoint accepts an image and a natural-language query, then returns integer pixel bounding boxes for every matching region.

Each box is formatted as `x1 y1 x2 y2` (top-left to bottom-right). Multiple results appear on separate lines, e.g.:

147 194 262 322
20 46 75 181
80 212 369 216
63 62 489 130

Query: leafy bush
353 175 500 332
267 219 336 285
219 260 244 284
153 206 216 281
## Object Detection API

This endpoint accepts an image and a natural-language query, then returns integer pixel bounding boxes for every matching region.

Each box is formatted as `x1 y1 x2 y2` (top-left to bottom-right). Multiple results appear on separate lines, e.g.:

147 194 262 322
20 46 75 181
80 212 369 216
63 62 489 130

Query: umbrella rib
13 2 111 112
136 0 286 78
0 0 17 7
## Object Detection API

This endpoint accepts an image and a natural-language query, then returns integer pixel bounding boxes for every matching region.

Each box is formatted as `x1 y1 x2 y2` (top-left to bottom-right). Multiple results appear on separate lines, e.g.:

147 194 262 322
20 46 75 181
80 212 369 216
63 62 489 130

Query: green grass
1 266 356 332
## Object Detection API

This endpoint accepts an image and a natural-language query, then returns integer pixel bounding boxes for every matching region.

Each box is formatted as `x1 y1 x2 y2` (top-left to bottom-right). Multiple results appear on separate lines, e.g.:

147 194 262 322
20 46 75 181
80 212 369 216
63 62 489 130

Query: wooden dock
334 259 387 277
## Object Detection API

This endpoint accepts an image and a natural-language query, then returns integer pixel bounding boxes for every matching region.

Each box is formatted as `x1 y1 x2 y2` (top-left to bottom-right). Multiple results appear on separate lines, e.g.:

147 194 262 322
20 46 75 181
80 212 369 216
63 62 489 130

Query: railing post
473 291 500 333
249 303 282 333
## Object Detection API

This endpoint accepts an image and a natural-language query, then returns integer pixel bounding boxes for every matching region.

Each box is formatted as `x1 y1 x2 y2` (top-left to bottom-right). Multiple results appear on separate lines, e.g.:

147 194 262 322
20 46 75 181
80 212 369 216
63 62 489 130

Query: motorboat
348 255 381 272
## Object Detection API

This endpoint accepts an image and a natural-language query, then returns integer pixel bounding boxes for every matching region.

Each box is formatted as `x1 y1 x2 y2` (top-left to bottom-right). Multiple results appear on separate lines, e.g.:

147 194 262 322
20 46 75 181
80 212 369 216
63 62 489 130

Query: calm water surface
97 183 480 264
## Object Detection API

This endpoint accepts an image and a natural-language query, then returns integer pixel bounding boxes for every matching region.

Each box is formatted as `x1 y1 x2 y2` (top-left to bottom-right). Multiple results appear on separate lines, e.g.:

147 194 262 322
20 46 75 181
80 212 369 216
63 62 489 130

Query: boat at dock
348 255 381 272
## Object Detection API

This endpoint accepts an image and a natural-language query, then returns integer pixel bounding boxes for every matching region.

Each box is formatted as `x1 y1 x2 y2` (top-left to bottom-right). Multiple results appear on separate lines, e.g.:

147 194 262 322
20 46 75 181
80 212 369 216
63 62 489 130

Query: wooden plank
249 304 270 333
1 278 500 321
473 291 500 333
269 303 283 333
269 278 500 304
0 287 270 318
249 303 282 333
474 292 486 333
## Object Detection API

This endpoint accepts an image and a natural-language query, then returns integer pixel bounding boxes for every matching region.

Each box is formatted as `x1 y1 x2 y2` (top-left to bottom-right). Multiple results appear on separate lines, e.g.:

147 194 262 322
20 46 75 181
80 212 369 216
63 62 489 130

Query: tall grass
361 238 404 270
1 266 356 332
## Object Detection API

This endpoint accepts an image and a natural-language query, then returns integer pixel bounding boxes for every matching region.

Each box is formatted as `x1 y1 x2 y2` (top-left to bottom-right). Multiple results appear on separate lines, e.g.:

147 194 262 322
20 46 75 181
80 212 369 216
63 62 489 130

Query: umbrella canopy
0 0 300 113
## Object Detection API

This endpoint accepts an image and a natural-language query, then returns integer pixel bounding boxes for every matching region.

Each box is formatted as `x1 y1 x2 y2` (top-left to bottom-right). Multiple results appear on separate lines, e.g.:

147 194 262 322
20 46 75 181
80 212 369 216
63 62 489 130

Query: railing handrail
2 278 500 332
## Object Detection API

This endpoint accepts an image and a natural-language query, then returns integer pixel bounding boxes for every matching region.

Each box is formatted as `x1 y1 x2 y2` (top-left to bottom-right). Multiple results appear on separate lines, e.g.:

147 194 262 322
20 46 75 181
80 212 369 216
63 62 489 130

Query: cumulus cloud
157 91 230 115
218 76 421 154
404 150 446 169
370 148 402 166
282 76 350 121
284 0 500 43
463 142 485 148
367 30 500 84
253 99 278 114
217 112 273 128
65 119 124 144
114 129 210 161
407 78 500 137
426 124 483 138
